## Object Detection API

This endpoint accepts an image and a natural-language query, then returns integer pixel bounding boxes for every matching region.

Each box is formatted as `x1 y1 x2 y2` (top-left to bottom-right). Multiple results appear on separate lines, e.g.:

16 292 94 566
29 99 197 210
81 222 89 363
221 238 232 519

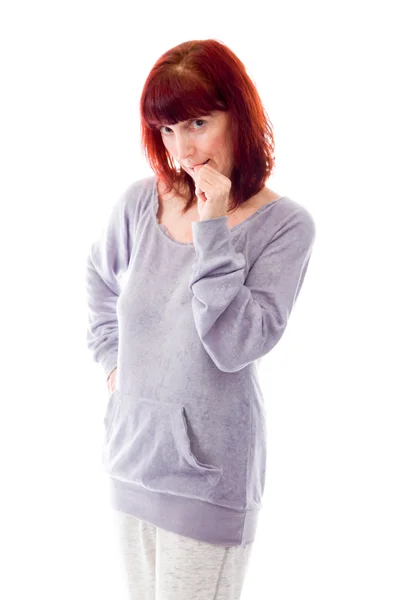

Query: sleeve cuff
191 216 235 265
100 350 118 381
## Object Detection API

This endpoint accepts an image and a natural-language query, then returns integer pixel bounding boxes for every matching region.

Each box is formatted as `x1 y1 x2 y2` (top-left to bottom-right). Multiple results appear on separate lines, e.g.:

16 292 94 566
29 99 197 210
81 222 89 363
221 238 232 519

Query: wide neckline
151 176 285 247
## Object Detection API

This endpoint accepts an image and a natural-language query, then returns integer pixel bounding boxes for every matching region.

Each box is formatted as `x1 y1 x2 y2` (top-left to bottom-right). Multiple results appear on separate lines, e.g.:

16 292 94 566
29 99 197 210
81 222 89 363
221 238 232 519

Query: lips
187 159 209 170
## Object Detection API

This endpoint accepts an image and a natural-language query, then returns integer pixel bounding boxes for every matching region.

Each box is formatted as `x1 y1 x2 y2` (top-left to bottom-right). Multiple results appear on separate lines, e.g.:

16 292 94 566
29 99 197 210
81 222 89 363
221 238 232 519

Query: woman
86 38 316 599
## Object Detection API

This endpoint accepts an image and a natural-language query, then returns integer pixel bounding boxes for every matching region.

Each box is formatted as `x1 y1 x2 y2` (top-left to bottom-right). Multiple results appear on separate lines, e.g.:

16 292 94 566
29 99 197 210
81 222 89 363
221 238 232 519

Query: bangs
142 70 225 129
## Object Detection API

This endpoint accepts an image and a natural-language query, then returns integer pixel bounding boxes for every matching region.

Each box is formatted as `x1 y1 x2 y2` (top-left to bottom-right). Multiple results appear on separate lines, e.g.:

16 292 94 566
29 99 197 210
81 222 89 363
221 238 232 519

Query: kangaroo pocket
102 392 223 502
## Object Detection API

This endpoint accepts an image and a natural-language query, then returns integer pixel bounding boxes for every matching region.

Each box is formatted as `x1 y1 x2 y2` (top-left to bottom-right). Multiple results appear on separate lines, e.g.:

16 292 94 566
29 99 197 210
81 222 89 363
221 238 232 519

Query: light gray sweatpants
112 510 254 600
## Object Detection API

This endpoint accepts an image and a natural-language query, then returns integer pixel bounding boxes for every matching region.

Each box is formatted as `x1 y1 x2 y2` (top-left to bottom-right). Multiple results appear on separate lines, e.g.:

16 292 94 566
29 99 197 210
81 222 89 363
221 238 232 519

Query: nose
173 131 195 164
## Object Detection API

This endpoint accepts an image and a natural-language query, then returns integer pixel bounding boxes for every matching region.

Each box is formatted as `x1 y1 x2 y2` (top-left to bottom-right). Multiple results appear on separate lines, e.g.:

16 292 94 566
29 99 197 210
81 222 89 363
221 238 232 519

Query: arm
188 209 316 372
85 190 131 380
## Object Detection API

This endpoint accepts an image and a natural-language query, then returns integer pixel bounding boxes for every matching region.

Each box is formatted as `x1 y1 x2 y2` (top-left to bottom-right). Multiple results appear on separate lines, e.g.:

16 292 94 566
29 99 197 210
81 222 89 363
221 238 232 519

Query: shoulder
249 187 316 252
271 196 316 248
249 186 314 236
111 176 155 222
120 176 154 206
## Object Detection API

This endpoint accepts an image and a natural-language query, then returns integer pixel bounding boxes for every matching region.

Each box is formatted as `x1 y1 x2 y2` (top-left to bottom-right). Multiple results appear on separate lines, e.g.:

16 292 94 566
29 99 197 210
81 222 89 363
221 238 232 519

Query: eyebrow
167 112 213 125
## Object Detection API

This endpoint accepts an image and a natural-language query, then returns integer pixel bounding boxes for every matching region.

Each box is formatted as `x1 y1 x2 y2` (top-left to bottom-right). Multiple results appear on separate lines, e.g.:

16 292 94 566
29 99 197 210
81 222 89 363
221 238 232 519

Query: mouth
187 159 210 173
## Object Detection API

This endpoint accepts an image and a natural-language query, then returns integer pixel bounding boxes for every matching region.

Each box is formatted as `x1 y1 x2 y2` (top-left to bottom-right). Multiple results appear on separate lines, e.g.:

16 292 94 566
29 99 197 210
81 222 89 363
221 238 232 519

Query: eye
158 124 171 134
159 119 206 135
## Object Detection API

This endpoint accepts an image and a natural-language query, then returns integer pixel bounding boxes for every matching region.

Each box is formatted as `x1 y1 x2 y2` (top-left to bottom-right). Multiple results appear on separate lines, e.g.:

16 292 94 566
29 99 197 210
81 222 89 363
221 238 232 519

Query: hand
193 162 232 221
107 367 117 394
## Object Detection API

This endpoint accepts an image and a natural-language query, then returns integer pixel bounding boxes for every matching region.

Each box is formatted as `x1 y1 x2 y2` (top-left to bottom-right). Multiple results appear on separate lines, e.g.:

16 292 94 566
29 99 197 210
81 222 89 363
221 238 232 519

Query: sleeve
85 190 132 381
188 210 316 373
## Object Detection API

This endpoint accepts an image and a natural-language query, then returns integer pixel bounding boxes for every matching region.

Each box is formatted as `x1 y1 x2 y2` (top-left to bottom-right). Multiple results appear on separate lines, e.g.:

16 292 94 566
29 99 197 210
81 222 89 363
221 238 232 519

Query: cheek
210 135 228 156
163 140 174 153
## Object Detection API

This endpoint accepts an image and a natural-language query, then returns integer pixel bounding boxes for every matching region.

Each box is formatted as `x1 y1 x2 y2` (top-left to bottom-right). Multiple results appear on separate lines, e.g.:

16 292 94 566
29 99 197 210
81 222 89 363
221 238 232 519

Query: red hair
139 39 276 214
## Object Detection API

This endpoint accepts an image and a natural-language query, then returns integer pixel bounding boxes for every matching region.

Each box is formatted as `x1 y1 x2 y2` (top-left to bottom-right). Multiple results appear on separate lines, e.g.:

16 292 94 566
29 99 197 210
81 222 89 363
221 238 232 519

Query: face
158 110 234 180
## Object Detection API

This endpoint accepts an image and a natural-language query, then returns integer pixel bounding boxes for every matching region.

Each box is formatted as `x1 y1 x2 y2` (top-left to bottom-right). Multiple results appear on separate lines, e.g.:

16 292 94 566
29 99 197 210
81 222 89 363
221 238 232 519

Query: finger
195 189 207 203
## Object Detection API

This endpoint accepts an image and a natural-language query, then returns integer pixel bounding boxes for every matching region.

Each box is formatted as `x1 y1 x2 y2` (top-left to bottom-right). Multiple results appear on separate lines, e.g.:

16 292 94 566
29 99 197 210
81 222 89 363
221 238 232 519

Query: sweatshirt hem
107 477 261 548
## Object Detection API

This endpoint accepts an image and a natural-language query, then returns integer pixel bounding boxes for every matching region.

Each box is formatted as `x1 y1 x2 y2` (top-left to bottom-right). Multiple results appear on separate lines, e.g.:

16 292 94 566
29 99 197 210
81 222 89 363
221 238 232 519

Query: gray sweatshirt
85 175 316 547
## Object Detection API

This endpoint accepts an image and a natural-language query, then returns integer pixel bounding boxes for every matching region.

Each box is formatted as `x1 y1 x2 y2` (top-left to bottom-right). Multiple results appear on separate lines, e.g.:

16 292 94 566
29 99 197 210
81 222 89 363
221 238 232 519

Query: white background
1 1 399 598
